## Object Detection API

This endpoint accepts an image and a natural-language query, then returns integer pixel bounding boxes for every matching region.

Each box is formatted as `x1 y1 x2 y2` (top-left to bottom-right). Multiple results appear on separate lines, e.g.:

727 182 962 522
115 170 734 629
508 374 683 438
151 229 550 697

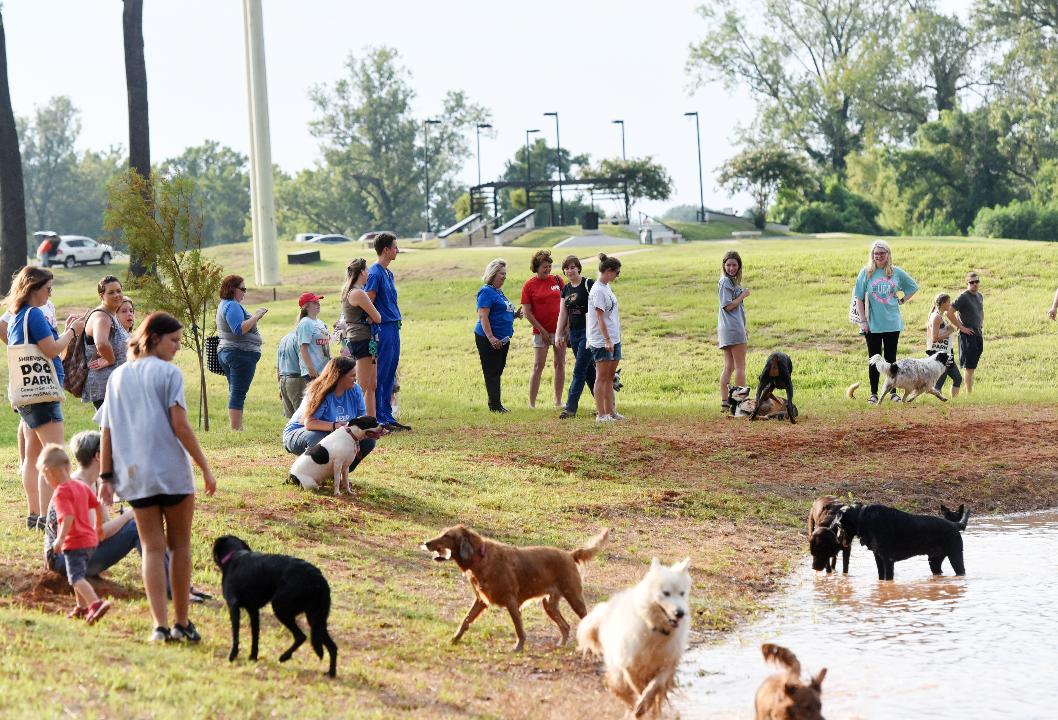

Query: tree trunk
123 0 150 277
0 10 27 293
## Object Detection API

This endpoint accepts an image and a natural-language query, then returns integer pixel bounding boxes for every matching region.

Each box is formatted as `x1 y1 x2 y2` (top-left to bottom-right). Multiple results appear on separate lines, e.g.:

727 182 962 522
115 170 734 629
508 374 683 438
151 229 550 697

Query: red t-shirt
52 480 100 552
520 275 564 334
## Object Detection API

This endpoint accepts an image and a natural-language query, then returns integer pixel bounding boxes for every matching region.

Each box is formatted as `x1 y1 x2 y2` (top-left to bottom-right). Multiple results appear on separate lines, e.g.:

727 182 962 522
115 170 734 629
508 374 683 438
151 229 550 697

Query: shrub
971 201 1058 241
787 176 885 235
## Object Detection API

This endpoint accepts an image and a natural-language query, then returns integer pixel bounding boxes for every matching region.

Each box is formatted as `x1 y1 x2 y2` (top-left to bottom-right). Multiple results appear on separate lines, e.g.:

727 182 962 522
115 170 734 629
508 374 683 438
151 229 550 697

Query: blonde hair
865 240 894 278
482 259 507 286
3 266 53 313
36 443 71 473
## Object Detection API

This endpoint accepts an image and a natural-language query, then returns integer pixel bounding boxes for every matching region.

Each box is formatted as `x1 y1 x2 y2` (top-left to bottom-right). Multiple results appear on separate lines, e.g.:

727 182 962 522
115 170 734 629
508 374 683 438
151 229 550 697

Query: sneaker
558 409 576 419
85 600 110 625
612 411 627 420
392 421 412 431
867 394 878 405
170 621 201 643
67 605 88 620
189 588 212 603
26 514 39 531
36 515 47 532
149 626 172 642
889 393 902 403
595 414 616 423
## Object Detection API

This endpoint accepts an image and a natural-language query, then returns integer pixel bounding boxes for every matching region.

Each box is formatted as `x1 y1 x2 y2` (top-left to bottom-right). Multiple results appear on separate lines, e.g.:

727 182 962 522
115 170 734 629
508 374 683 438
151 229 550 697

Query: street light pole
544 112 563 225
612 119 626 162
475 122 492 188
424 118 441 234
525 128 540 211
684 111 706 223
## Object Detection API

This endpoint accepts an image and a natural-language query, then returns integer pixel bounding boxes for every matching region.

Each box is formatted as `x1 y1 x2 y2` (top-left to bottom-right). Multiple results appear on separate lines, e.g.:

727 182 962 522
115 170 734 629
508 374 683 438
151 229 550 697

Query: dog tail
956 506 970 531
846 382 860 399
571 527 611 564
761 643 802 676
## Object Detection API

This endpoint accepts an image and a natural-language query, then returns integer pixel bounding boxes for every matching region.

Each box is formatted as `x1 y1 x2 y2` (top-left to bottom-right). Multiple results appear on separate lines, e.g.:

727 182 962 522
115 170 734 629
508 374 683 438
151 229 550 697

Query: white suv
38 235 115 268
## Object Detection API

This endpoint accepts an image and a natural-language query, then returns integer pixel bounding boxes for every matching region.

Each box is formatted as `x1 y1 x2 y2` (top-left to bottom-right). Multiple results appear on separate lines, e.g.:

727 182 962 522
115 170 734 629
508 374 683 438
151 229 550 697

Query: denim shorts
345 338 374 360
63 547 91 585
17 401 63 429
591 342 622 362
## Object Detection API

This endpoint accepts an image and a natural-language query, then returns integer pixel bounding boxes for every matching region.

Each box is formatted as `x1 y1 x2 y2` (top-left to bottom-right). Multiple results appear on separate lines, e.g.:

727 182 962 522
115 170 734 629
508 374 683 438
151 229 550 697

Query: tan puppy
422 525 610 651
754 644 826 720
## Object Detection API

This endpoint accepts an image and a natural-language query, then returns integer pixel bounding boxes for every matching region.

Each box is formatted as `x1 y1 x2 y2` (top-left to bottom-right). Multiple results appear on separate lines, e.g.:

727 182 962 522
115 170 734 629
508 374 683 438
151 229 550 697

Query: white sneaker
612 411 627 420
595 414 616 423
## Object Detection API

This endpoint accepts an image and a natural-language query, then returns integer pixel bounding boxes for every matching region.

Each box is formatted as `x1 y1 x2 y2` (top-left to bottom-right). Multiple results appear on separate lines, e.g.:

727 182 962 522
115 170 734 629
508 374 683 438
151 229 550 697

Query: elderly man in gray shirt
952 271 984 393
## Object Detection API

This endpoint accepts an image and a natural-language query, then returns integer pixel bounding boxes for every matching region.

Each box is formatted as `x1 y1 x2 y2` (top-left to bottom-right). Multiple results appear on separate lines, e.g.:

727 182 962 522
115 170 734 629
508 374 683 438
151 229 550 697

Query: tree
104 171 223 430
717 146 812 228
593 156 673 209
0 7 27 292
689 0 900 174
499 138 591 223
308 47 489 235
18 96 80 231
159 141 251 246
275 164 372 238
123 0 150 276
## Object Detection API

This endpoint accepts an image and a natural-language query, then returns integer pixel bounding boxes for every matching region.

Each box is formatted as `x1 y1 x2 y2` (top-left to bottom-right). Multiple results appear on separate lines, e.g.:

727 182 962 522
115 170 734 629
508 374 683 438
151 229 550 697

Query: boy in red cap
296 292 331 380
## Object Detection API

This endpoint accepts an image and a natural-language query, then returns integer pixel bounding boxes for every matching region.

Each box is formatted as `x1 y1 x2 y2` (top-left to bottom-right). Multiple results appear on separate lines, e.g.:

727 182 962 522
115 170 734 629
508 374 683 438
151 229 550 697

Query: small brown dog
808 495 850 574
422 525 610 651
754 644 826 720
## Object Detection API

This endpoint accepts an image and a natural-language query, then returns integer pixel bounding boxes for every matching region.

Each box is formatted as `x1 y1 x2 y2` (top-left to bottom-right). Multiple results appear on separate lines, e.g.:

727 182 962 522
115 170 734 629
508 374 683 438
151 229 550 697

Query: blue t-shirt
474 285 516 340
276 331 301 376
9 305 64 384
283 384 367 436
221 299 250 336
853 266 919 333
365 263 401 323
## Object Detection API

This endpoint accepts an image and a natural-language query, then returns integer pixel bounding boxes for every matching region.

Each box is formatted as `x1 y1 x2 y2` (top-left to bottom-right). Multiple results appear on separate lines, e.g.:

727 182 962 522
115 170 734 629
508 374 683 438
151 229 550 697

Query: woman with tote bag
4 267 84 531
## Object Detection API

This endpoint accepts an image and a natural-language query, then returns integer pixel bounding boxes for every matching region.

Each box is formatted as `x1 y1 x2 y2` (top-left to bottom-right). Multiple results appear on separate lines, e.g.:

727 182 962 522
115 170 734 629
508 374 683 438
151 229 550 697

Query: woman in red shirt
520 250 566 408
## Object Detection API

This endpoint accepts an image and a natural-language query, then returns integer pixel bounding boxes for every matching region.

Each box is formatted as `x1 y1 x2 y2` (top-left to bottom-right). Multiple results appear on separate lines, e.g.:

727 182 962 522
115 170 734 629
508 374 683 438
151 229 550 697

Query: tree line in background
693 0 1058 239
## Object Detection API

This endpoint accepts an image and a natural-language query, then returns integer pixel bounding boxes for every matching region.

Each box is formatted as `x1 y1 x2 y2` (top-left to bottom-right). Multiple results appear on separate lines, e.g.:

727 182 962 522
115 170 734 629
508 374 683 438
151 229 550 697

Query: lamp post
424 118 441 234
612 119 626 162
525 128 540 211
544 111 563 225
684 111 706 223
475 123 492 188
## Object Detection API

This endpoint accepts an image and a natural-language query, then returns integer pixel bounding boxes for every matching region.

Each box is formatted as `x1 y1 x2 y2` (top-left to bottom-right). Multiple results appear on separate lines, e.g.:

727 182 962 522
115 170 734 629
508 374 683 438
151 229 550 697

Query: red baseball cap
298 292 325 307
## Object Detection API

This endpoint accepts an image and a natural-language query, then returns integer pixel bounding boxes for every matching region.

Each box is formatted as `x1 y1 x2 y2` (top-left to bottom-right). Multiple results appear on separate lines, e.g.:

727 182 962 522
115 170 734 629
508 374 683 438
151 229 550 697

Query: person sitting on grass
40 443 110 624
282 356 380 470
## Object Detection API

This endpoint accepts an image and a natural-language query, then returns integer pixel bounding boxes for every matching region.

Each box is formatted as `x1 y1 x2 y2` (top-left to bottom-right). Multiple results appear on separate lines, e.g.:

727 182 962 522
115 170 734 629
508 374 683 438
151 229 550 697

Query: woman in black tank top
338 258 382 418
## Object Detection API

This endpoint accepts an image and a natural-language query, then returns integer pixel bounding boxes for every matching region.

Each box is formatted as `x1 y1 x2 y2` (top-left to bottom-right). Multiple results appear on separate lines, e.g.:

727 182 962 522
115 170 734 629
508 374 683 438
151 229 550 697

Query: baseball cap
298 292 325 307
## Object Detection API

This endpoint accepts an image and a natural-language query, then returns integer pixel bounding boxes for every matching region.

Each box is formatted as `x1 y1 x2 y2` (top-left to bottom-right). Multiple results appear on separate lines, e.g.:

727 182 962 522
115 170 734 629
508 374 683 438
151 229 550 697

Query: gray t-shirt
952 290 983 330
717 276 748 348
586 280 620 348
94 356 194 500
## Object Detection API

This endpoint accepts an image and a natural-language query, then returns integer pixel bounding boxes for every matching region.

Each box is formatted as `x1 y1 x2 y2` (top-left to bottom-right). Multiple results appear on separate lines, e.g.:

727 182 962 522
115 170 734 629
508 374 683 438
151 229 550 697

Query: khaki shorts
532 333 556 348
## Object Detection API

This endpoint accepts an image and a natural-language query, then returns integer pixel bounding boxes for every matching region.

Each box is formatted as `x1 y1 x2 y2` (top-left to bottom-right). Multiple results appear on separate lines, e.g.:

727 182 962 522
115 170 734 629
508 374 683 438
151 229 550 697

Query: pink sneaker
67 605 88 620
85 599 111 625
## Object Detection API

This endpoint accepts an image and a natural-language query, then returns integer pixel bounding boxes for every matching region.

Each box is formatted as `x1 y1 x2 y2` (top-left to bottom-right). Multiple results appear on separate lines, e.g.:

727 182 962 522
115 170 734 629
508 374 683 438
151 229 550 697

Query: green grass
3 234 1058 718
670 216 764 240
512 224 637 247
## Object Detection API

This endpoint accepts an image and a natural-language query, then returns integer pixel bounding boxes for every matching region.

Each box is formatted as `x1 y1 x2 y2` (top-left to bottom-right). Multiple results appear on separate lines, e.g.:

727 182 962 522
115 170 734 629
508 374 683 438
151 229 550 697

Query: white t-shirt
1 300 57 330
94 356 195 501
586 280 620 348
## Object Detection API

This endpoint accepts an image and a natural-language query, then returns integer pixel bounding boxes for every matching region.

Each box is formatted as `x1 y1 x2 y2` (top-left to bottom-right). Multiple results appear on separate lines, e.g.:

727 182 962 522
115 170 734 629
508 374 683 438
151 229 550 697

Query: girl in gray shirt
717 251 750 409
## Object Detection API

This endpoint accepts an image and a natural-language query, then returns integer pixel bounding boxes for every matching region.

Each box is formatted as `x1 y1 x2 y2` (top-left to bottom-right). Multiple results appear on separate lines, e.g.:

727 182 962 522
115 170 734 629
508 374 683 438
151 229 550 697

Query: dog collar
219 550 238 567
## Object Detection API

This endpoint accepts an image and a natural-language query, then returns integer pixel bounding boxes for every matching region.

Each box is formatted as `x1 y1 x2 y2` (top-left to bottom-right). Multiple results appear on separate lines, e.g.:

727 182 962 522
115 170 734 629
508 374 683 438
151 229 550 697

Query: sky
2 0 973 223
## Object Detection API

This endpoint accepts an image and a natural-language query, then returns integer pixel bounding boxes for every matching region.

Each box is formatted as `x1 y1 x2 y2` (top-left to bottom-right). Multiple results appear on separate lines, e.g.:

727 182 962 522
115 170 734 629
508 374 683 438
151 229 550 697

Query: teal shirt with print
853 266 918 333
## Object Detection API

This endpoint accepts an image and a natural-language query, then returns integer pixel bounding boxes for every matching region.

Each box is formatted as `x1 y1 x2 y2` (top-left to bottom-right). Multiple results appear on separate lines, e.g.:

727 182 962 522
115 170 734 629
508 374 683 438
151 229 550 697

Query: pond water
677 510 1058 719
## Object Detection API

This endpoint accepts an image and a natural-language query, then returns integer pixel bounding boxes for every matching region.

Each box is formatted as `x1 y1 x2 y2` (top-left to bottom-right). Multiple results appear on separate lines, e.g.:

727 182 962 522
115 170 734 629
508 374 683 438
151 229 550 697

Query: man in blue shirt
364 232 410 431
276 330 304 418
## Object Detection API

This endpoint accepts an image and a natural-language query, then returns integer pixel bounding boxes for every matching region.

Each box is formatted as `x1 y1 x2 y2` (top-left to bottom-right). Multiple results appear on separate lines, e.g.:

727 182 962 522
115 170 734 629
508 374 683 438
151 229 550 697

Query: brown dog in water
808 495 850 573
422 525 611 651
754 644 826 720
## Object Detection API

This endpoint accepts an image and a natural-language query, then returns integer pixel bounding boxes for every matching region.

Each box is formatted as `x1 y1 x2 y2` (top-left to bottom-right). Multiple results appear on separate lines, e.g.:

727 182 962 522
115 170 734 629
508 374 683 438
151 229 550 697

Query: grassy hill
3 235 1058 718
511 223 638 247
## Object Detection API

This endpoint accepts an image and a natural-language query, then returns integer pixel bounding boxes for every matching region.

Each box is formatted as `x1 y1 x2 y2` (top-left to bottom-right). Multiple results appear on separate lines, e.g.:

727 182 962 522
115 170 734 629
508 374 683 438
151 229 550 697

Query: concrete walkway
554 234 639 248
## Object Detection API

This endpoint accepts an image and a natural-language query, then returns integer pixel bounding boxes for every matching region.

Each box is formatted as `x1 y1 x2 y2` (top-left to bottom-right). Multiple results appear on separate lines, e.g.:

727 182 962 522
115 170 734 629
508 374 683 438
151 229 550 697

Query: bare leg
72 578 100 606
529 344 548 407
21 429 42 517
162 495 195 627
719 346 734 403
33 420 65 517
228 409 243 431
731 343 747 387
357 357 377 418
133 505 169 629
552 343 566 407
964 368 975 393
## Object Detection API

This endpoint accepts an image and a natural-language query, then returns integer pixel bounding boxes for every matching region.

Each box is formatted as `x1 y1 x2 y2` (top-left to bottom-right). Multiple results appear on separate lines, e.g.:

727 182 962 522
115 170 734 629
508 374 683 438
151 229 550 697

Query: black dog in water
213 535 338 677
836 503 969 580
750 352 796 423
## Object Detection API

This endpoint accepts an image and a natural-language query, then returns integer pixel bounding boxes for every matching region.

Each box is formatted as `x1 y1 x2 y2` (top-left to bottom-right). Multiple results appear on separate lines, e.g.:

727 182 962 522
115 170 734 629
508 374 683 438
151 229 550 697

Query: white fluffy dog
577 558 692 719
868 352 948 403
288 416 384 495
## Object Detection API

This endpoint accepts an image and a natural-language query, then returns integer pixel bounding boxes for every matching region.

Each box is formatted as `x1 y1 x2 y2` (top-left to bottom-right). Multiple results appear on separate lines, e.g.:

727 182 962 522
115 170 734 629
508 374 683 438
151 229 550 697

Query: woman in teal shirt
853 240 918 404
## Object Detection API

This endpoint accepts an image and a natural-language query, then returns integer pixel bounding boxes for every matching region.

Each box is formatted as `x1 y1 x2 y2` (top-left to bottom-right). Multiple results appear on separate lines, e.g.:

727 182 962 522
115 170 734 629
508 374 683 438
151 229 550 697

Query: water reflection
677 510 1058 719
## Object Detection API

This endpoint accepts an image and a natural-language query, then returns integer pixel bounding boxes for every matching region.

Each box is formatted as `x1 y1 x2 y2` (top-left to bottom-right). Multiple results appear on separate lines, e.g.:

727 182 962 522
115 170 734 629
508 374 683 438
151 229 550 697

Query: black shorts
128 493 191 509
345 338 373 360
959 331 983 369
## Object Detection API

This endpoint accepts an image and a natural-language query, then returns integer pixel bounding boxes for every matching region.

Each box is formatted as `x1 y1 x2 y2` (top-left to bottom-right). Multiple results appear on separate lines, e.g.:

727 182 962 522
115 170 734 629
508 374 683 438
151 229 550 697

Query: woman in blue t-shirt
474 259 520 412
852 240 919 403
282 356 377 469
2 267 85 530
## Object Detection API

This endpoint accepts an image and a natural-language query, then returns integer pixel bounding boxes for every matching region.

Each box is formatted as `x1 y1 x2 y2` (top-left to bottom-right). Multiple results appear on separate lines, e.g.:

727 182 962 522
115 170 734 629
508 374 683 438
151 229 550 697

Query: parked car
310 234 351 244
37 235 114 268
294 232 321 243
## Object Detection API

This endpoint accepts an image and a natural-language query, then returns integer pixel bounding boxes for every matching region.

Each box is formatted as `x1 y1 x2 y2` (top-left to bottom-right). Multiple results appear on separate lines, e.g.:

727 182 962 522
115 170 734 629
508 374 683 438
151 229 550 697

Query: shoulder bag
7 309 65 407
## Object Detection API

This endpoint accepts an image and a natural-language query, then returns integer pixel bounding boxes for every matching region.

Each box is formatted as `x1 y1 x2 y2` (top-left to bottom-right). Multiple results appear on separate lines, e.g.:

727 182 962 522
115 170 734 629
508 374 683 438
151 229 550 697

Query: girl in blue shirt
474 259 520 412
852 240 918 403
282 356 377 470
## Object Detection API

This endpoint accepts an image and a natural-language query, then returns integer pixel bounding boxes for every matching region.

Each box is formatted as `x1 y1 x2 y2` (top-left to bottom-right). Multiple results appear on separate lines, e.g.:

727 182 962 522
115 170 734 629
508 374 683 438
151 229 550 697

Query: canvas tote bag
7 308 65 407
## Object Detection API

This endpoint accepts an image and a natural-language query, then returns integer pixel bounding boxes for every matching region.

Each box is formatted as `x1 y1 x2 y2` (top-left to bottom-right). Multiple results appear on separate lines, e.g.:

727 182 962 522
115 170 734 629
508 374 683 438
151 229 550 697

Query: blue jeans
218 347 261 410
284 430 376 471
564 328 596 414
374 322 401 424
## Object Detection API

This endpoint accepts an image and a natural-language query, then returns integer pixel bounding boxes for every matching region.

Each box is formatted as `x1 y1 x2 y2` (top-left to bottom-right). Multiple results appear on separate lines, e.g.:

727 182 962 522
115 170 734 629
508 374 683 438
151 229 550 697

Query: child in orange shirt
39 443 110 623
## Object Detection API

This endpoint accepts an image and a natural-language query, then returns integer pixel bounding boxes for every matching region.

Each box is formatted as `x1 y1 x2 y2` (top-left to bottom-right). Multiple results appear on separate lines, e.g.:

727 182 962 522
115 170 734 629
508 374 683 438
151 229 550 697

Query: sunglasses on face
237 286 247 291
968 280 979 284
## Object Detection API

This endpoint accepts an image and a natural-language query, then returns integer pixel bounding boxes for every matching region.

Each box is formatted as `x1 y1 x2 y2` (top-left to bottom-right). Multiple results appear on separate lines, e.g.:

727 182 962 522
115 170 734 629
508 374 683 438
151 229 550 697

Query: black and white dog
750 352 796 423
213 535 338 677
288 415 385 495
869 352 948 403
835 503 969 580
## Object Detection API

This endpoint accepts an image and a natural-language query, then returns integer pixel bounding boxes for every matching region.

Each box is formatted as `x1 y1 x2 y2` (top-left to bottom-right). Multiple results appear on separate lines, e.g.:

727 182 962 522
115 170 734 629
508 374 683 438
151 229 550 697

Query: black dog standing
836 503 969 580
213 535 338 677
750 352 797 423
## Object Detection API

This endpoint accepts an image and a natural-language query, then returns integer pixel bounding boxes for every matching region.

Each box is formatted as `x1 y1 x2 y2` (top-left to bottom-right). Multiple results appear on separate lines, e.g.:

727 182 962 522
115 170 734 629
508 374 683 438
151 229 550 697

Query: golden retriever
422 525 610 651
754 644 826 720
